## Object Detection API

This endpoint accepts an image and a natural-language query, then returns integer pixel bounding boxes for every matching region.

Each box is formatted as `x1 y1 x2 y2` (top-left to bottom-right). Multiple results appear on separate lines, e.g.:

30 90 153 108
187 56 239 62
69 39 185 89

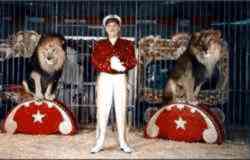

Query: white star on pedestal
32 110 46 123
175 117 187 130
176 104 185 110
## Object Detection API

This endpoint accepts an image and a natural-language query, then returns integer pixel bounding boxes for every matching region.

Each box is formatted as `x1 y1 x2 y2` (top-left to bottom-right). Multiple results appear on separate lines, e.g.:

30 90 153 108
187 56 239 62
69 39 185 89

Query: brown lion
22 34 66 100
163 29 227 104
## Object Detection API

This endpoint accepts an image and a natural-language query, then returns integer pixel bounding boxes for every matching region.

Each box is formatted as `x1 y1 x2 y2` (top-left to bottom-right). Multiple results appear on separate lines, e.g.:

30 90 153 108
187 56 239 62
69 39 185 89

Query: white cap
102 14 122 27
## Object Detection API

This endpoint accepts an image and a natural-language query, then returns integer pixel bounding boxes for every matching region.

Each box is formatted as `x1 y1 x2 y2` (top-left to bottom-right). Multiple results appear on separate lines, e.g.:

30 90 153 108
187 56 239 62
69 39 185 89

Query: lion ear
214 30 222 39
191 32 201 43
58 35 65 45
61 39 65 45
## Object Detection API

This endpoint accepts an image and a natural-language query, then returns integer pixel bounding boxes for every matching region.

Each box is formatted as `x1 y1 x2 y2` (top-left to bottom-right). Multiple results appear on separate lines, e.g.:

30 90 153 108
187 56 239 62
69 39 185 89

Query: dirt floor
0 128 249 159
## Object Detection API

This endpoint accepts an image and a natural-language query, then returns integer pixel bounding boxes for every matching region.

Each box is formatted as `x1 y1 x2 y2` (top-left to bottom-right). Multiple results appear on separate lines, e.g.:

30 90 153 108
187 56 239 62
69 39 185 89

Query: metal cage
0 1 249 141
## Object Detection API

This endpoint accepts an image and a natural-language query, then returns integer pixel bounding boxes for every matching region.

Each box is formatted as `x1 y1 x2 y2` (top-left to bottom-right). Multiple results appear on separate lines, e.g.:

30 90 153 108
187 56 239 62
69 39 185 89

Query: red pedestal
144 103 224 144
3 99 78 135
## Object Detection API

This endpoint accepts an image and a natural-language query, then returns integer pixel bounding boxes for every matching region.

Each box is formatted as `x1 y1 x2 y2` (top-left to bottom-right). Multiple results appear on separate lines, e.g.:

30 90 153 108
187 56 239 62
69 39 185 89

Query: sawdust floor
0 128 249 159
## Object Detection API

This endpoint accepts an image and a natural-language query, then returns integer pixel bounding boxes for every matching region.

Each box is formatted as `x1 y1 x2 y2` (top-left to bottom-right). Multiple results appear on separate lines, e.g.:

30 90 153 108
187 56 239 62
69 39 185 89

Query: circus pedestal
144 103 224 144
3 99 78 135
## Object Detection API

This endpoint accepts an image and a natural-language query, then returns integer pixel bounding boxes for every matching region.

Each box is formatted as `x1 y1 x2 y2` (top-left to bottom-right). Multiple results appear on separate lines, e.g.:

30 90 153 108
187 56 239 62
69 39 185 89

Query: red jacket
91 38 137 73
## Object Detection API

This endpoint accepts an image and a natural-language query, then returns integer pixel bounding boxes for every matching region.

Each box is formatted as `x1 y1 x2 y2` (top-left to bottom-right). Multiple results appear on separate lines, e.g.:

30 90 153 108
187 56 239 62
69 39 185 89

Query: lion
163 29 227 104
22 34 66 101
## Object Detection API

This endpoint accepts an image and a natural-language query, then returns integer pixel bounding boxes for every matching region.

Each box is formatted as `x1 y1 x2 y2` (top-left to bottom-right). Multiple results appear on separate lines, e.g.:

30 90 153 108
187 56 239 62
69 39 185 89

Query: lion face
37 35 66 74
190 30 223 62
190 29 224 76
191 30 222 57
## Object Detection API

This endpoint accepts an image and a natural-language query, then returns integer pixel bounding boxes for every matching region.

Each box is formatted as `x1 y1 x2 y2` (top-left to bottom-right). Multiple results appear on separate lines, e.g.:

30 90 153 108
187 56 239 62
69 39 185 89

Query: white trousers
95 72 128 146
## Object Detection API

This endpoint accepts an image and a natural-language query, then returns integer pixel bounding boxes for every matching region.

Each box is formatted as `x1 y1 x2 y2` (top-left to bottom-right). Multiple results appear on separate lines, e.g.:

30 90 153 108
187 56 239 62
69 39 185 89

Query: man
90 14 137 153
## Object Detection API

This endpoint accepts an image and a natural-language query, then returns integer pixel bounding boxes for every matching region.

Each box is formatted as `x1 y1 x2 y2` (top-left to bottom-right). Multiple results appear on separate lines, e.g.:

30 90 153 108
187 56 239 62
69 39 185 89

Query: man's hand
110 56 126 72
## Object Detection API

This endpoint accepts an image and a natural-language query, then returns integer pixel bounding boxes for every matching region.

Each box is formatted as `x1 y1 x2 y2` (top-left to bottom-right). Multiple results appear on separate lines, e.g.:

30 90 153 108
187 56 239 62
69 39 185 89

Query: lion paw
188 100 199 106
35 93 44 100
45 94 56 101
